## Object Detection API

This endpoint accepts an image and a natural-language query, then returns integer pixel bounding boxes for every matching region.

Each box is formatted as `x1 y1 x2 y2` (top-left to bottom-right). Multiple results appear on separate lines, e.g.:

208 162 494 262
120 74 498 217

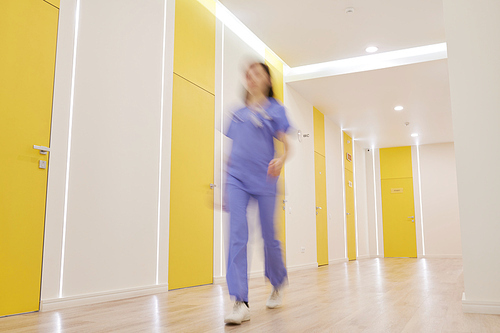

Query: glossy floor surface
2 258 500 332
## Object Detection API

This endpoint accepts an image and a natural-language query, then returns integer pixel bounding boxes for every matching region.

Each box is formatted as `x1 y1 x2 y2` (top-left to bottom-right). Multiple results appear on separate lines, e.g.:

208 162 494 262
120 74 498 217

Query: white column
443 0 500 314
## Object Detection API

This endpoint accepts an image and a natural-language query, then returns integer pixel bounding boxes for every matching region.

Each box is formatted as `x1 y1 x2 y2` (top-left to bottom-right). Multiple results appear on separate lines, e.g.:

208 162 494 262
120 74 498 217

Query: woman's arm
268 131 290 177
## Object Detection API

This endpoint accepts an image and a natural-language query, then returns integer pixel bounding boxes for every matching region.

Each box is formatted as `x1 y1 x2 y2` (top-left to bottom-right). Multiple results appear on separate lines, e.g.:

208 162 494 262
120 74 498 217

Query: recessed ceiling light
394 106 404 111
411 133 419 137
366 46 378 53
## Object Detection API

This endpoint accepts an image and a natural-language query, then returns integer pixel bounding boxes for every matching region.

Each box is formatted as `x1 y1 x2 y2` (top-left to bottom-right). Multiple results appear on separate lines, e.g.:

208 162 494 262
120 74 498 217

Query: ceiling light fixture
394 106 404 111
286 43 448 83
366 46 378 53
411 133 419 137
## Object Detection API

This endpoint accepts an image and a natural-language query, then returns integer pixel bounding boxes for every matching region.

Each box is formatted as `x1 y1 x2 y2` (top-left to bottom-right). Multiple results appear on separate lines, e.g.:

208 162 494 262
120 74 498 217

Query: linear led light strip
286 43 447 82
219 24 225 277
60 0 81 298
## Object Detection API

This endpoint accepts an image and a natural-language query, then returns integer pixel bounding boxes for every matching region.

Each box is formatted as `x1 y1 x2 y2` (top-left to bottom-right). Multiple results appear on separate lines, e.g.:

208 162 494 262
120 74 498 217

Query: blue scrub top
226 97 290 195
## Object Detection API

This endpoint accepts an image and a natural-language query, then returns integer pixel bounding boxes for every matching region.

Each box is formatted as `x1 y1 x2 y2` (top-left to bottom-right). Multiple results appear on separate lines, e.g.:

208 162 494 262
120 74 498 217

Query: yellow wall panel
0 0 58 316
173 0 216 94
313 107 325 156
265 49 283 103
169 0 216 290
379 146 413 179
265 49 286 261
345 170 356 260
343 132 353 172
169 75 214 290
314 153 328 265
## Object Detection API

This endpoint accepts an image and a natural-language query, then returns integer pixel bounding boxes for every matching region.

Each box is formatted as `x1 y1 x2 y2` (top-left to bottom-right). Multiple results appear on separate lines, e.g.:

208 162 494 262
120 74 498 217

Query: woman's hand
268 157 284 177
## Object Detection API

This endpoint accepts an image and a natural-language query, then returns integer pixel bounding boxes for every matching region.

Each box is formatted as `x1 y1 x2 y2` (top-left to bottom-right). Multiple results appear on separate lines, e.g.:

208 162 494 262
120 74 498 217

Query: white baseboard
462 293 500 314
329 258 348 265
41 284 169 312
421 254 462 259
213 276 225 284
287 263 318 272
213 262 318 284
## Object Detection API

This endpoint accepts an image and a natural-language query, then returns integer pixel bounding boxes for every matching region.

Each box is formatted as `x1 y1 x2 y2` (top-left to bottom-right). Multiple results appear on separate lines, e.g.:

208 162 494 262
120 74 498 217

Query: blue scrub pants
226 183 288 303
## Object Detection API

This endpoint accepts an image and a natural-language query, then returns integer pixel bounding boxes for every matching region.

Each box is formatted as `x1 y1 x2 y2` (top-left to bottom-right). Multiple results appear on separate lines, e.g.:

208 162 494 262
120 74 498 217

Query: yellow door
0 0 59 317
168 0 215 290
343 132 356 260
313 107 328 265
265 50 286 261
314 153 328 265
381 179 417 257
345 170 357 260
169 75 215 290
380 147 417 258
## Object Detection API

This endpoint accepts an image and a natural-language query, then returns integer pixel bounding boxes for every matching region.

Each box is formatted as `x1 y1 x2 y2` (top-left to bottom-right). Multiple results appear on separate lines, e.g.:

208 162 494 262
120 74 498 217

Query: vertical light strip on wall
352 141 359 257
340 130 347 259
372 148 380 256
219 23 225 277
60 0 81 298
156 0 168 286
416 145 425 255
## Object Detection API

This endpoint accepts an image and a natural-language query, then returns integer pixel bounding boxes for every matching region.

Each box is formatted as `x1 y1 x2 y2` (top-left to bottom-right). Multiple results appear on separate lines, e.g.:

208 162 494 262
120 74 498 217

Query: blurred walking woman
224 62 290 325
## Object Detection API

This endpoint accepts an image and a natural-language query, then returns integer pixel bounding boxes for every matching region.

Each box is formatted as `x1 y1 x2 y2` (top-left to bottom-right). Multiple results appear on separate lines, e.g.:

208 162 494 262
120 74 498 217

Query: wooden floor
2 258 500 332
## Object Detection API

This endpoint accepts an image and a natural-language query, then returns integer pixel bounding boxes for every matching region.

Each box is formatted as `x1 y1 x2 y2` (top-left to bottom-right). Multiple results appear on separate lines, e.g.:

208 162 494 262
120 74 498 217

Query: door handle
316 206 322 210
408 216 414 218
209 183 216 189
33 145 51 155
346 213 350 215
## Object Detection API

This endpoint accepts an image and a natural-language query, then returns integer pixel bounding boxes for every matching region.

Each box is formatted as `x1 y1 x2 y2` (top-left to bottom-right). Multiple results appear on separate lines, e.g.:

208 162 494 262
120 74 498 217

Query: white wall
42 0 78 301
42 0 173 301
419 143 462 257
283 85 317 268
364 148 386 258
325 117 346 262
354 142 369 258
443 0 500 312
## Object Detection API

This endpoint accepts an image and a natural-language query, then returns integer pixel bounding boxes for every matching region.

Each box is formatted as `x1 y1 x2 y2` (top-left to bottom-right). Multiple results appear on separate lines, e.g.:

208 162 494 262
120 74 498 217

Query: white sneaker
266 286 283 309
224 301 250 325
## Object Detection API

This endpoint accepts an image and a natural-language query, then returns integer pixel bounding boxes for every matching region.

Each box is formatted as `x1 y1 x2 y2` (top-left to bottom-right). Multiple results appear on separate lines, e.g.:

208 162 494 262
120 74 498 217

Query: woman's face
246 64 271 97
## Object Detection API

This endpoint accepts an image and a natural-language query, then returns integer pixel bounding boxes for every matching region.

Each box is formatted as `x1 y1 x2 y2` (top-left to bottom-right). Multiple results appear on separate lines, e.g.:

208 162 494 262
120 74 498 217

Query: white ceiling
220 0 453 148
220 0 446 67
288 59 453 148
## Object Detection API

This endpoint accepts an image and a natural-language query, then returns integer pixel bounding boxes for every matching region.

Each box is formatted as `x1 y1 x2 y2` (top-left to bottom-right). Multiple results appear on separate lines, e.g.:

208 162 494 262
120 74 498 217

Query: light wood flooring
2 258 500 332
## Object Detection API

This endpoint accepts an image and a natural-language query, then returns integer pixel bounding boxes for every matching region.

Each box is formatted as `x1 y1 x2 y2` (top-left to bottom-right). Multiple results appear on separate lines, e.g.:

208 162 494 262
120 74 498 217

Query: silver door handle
316 206 322 210
408 216 414 218
209 183 216 189
346 213 350 215
34 145 51 155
